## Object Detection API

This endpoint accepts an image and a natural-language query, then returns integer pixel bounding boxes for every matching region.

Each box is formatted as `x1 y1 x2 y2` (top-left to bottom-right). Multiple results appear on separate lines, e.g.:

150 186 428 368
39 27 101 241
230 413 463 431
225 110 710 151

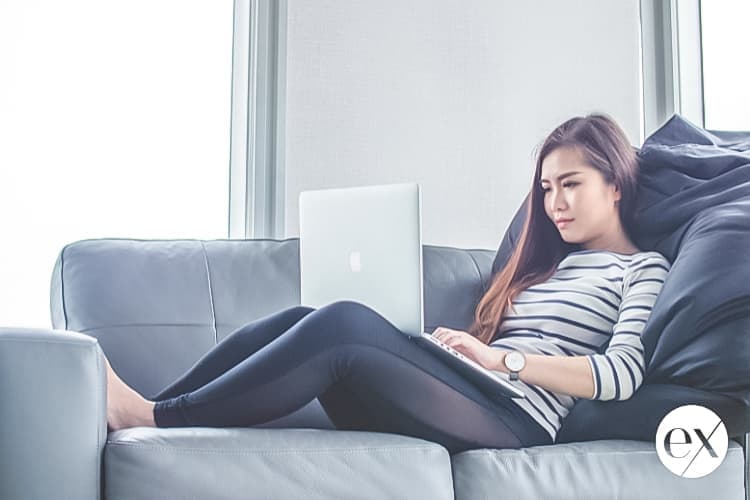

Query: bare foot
104 355 156 431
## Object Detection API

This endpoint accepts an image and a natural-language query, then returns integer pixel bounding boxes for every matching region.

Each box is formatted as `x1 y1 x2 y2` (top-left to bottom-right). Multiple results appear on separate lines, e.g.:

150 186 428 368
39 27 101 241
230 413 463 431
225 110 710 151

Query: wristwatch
503 350 527 381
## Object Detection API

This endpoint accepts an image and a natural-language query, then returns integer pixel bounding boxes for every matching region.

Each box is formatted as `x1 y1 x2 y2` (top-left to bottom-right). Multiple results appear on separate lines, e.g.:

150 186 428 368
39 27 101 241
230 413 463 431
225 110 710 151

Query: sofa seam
466 251 487 294
60 243 69 330
94 343 102 497
78 323 214 333
199 241 218 345
455 445 744 458
0 337 97 346
105 443 446 455
744 432 749 500
70 236 302 244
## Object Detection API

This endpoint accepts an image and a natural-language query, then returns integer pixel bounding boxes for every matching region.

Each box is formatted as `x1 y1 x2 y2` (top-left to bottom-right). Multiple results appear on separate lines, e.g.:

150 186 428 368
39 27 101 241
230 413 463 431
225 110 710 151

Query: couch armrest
0 327 105 500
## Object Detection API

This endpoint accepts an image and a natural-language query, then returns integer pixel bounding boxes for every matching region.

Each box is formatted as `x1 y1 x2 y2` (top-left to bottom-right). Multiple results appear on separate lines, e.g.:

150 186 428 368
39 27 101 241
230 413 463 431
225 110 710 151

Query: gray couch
1 237 747 499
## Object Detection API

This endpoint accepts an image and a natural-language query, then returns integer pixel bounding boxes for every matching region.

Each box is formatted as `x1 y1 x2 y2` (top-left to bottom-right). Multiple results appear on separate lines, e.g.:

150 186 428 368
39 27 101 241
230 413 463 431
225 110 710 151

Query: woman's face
539 146 622 250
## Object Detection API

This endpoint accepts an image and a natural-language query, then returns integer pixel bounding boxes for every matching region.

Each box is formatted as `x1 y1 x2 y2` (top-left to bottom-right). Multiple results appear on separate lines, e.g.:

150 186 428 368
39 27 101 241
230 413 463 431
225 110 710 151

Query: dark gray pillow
556 382 750 443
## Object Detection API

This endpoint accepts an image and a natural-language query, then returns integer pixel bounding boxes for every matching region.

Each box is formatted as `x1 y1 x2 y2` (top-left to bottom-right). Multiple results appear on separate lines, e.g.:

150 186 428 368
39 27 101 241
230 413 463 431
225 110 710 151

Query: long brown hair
467 113 640 344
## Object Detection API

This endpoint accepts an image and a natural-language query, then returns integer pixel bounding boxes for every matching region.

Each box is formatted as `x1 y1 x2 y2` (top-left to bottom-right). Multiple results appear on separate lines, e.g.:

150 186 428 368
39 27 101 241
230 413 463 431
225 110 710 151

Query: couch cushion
50 239 218 398
451 439 745 500
105 427 454 500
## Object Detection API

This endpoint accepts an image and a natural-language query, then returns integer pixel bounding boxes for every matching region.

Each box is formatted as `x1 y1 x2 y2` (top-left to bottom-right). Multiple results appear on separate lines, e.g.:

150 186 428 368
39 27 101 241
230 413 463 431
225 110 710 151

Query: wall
283 0 642 250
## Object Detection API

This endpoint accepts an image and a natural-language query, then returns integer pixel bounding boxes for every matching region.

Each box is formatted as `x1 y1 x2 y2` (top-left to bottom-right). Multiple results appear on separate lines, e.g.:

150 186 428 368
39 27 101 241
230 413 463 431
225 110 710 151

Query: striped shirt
489 249 671 442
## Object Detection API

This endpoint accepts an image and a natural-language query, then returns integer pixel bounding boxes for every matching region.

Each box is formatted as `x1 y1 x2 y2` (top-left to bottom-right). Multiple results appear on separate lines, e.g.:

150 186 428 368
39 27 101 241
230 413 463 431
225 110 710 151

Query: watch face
505 351 525 371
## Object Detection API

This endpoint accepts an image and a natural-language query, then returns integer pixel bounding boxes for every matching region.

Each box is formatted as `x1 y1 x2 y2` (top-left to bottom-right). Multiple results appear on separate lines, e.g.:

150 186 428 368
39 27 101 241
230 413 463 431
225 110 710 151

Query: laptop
299 182 525 400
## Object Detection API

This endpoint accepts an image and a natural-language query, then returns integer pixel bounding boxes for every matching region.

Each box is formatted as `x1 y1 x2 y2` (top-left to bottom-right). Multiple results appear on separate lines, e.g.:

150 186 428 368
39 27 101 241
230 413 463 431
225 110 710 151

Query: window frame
228 0 287 239
639 0 704 142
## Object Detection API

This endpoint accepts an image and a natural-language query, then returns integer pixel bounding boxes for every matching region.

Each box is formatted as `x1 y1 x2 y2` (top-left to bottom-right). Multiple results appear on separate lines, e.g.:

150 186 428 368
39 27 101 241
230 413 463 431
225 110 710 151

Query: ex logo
655 405 728 478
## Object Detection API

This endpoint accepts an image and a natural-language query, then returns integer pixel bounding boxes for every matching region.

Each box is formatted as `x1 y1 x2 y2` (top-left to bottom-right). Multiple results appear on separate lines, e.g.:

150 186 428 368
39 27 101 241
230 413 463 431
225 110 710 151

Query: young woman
105 113 671 454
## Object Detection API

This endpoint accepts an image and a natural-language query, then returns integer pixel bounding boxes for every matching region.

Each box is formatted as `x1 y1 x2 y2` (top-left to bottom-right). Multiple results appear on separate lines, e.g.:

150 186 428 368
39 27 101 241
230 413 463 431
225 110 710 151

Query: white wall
283 0 642 250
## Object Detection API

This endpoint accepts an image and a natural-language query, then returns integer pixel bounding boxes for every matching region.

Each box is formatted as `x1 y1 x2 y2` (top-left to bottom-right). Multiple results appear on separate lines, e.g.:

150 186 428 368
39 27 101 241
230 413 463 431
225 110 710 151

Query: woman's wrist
492 348 509 373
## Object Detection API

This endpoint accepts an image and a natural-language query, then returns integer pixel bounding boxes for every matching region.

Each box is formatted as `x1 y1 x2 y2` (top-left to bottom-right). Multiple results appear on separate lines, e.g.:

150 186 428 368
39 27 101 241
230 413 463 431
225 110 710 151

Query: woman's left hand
432 327 505 371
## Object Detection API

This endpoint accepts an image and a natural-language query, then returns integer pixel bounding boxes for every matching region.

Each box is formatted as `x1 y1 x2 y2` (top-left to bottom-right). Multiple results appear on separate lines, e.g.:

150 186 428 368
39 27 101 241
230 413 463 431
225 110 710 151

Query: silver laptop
299 182 525 400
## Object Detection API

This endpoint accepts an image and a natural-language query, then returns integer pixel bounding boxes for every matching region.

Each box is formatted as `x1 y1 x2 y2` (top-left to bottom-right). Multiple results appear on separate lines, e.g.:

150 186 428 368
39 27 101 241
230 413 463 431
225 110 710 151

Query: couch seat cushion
105 427 453 500
451 439 745 500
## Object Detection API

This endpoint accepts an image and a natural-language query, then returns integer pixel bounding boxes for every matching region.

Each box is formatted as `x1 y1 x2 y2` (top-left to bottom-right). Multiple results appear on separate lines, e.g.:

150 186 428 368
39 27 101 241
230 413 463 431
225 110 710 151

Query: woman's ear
613 184 622 201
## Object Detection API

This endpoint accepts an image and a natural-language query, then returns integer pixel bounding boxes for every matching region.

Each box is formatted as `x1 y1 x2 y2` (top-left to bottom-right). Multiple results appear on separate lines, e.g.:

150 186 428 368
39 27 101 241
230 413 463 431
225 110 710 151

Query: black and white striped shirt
489 249 671 441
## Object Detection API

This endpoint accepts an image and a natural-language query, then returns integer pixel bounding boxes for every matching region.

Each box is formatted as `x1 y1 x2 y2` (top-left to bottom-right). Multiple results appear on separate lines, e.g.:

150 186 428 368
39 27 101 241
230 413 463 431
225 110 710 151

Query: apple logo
349 251 362 272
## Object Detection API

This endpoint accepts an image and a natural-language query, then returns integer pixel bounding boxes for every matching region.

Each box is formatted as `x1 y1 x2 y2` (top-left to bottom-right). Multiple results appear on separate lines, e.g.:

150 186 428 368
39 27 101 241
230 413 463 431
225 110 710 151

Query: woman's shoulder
561 248 671 273
623 251 672 291
628 250 671 271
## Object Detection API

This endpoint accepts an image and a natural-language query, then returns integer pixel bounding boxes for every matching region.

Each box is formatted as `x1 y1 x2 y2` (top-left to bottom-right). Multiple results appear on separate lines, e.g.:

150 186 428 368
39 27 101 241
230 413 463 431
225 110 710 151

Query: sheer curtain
0 0 234 328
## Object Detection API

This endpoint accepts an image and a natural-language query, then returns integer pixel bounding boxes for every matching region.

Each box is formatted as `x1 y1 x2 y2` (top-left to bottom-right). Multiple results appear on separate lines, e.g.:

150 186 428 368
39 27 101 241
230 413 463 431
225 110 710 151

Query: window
700 0 750 131
0 0 234 328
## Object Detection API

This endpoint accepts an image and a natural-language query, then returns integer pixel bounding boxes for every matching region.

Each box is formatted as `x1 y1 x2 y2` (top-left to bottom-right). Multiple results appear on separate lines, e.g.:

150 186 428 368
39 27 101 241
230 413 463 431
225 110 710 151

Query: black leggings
150 300 551 453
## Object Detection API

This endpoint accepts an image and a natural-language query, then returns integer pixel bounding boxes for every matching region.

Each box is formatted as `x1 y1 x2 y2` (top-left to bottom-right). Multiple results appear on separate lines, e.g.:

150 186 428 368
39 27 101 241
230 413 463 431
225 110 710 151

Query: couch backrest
50 238 494 397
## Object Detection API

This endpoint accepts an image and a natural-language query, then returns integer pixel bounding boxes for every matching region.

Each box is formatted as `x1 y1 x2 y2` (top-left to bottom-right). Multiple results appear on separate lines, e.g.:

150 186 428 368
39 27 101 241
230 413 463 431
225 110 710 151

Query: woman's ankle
140 400 157 427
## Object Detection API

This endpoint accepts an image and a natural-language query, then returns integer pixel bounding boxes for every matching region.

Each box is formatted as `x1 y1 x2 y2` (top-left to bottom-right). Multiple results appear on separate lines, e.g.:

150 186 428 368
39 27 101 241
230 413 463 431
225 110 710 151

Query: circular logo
655 405 728 478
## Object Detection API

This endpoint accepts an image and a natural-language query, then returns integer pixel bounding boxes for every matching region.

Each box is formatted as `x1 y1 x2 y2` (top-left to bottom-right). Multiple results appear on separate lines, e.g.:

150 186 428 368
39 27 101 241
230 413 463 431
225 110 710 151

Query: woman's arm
432 327 596 399
491 350 595 400
436 254 671 402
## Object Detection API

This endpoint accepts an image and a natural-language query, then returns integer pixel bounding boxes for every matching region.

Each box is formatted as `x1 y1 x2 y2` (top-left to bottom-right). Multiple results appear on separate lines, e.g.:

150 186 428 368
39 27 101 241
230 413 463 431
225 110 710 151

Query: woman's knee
293 305 316 316
308 300 388 340
315 300 372 318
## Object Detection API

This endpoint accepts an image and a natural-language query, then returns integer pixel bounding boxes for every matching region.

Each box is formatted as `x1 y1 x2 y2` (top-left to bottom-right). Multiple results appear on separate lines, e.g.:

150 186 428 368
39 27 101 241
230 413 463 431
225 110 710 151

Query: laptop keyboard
423 333 476 364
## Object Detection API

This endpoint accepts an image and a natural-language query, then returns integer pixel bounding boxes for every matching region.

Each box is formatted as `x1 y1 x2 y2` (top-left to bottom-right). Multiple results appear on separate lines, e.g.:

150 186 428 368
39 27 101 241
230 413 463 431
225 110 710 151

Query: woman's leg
152 300 551 453
149 305 316 401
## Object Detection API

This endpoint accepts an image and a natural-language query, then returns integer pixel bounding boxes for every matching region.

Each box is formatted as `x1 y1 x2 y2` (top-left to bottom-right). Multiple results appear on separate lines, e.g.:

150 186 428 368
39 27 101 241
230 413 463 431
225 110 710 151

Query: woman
105 113 671 454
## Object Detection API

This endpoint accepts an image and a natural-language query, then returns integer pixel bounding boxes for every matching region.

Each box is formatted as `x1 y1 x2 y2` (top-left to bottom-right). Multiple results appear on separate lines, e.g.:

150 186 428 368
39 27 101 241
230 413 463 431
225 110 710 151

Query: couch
1 237 747 499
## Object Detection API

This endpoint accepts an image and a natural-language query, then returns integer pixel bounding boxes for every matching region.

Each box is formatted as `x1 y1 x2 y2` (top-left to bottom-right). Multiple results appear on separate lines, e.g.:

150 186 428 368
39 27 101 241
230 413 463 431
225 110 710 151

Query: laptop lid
299 182 424 337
